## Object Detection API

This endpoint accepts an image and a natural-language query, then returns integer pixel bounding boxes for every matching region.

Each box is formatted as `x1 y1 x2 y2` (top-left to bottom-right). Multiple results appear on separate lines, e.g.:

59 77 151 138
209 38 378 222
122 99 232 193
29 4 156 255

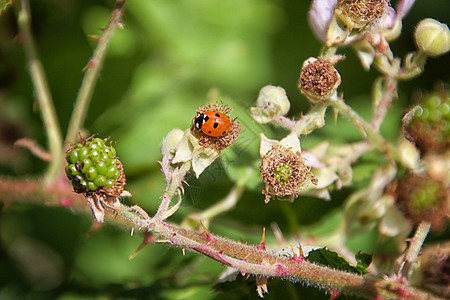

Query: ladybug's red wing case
196 111 231 137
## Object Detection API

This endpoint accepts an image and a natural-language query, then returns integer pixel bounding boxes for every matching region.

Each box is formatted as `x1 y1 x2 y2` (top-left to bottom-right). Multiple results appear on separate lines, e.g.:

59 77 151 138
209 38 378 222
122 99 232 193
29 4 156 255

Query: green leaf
0 0 12 16
306 247 372 275
355 251 373 274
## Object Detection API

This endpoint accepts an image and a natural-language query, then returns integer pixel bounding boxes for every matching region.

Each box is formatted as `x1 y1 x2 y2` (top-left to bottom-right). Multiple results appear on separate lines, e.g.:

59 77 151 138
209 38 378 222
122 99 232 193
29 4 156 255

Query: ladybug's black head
194 113 205 130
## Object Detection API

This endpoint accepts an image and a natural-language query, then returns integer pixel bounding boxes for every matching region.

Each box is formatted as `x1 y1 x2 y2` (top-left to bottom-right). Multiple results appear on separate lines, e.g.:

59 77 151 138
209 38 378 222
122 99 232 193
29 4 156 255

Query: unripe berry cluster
65 137 120 193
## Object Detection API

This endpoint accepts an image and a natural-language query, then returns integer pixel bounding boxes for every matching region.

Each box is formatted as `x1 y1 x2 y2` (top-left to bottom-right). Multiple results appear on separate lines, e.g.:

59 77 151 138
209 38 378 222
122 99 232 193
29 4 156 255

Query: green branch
325 96 398 163
16 0 63 184
65 0 127 144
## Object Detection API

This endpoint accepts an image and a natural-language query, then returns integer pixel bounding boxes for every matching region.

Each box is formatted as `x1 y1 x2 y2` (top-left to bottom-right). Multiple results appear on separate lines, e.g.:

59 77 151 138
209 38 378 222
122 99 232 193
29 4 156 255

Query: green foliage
306 248 372 275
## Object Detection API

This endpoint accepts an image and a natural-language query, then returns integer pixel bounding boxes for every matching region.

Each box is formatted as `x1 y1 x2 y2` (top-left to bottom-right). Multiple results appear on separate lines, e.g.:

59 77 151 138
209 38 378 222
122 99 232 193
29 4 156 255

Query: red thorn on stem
59 197 73 207
289 243 305 263
129 233 154 260
329 289 341 300
256 227 266 250
82 59 97 71
394 288 411 298
200 221 217 246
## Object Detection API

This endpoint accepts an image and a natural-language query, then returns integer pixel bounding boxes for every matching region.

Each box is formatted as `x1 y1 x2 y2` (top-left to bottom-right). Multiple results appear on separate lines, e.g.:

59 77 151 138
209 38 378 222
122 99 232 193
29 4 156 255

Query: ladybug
195 111 232 137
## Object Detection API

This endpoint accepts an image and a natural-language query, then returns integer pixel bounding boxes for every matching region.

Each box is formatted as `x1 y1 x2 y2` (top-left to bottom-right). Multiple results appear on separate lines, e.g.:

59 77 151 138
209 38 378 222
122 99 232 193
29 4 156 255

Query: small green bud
85 166 98 181
414 18 450 57
92 137 105 147
96 160 108 175
77 147 88 161
87 182 97 191
106 165 118 178
161 128 184 157
69 149 79 164
94 175 107 188
80 158 93 173
251 85 291 124
65 164 79 179
89 149 100 158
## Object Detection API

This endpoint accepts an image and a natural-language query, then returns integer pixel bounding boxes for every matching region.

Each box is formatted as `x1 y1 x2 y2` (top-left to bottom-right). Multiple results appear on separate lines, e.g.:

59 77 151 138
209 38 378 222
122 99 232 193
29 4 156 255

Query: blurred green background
0 0 449 299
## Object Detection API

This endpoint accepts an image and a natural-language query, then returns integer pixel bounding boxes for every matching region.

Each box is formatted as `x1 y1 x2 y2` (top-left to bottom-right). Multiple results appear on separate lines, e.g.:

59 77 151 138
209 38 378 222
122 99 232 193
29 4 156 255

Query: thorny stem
65 0 127 144
16 0 63 184
290 103 327 135
0 178 439 299
396 221 431 280
325 96 398 163
152 161 191 223
370 76 398 131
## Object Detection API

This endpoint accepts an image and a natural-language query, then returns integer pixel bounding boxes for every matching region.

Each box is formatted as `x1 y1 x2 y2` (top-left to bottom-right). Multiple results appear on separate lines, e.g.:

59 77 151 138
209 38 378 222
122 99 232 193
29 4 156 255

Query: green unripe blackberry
405 91 449 154
65 136 121 194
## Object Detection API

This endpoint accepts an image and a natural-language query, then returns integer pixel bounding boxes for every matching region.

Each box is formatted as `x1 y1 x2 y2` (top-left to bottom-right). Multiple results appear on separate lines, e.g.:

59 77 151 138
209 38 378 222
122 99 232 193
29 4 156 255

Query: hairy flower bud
251 85 291 124
414 18 450 57
403 91 449 155
299 57 341 103
161 128 184 158
389 172 449 231
410 242 450 298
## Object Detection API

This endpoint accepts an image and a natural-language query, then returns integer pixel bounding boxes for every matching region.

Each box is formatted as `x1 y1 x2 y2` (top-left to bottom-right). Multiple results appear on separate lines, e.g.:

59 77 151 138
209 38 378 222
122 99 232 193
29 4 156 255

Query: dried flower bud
335 0 390 30
251 85 291 124
260 145 317 203
415 18 450 57
299 57 341 103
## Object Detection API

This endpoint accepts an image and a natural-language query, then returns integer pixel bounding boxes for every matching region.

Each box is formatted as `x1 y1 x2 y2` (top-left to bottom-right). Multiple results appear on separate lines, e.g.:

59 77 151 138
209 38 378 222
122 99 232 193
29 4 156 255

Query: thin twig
16 0 63 184
397 221 431 280
65 0 127 144
326 96 398 163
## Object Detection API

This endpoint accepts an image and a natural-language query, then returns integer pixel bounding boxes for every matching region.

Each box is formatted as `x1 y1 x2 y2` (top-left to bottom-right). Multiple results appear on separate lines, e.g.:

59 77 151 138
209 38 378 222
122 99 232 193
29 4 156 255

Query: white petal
313 168 338 189
172 130 193 164
280 132 301 152
302 151 326 169
259 133 280 157
192 147 220 178
308 0 338 43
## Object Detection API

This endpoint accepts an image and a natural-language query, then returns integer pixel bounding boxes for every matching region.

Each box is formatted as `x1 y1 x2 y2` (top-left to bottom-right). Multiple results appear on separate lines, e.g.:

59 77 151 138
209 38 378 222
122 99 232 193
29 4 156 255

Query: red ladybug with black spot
195 111 231 137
